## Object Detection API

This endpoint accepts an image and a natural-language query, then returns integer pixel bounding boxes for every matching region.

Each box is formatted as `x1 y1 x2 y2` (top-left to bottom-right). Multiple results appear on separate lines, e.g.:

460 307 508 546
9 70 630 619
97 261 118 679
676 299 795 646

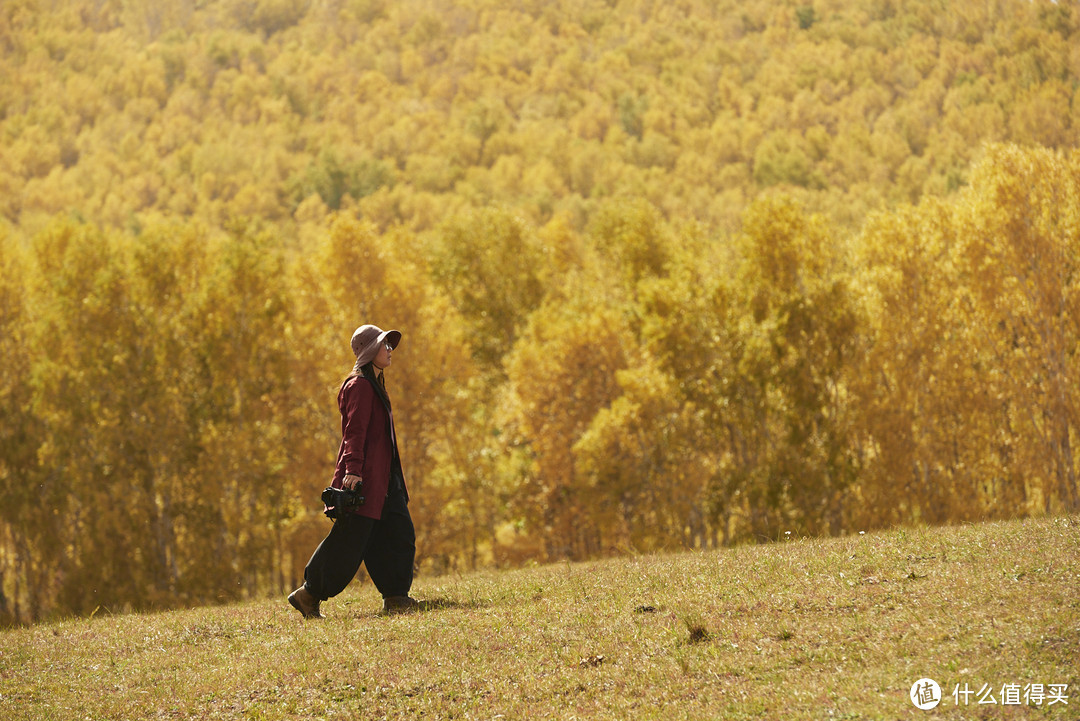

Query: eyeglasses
384 342 393 352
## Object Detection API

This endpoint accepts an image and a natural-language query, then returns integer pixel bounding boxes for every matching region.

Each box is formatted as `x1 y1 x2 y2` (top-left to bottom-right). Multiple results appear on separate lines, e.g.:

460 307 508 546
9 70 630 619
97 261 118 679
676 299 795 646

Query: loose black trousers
303 469 414 601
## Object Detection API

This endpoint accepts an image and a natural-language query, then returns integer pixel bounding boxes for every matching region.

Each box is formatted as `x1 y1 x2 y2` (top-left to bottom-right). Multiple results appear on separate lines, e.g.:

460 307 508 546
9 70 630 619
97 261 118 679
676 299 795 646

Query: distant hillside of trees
1 0 1078 624
2 0 1076 236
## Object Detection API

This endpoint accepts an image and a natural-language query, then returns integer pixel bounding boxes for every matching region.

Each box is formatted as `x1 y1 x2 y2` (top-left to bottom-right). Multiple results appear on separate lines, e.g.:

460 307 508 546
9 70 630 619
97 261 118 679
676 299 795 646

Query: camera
321 486 365 518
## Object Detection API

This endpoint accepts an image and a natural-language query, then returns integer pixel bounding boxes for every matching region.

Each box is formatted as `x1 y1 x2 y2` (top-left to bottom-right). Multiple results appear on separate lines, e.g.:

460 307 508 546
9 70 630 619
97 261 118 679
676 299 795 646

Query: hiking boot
382 595 421 614
288 585 325 619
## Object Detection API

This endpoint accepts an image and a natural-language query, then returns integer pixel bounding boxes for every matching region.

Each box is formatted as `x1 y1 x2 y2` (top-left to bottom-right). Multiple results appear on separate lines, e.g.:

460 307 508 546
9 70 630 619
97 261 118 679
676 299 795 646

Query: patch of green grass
2 516 1078 719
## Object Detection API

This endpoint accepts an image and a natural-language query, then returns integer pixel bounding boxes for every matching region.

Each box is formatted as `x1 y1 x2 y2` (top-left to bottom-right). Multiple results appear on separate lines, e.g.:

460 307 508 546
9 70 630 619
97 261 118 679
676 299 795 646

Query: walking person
288 324 419 619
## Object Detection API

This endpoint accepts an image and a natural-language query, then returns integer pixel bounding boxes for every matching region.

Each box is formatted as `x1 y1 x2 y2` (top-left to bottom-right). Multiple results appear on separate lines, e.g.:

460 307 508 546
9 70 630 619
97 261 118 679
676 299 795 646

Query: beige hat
350 324 401 366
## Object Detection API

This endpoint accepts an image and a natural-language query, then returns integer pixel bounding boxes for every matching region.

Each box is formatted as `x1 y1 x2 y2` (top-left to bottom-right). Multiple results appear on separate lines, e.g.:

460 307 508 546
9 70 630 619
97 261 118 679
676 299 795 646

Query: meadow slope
2 516 1077 720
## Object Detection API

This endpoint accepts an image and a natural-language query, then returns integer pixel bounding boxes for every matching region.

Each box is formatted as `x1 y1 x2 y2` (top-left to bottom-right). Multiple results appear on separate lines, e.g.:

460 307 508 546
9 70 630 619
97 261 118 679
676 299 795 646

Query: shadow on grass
411 597 487 613
351 596 489 619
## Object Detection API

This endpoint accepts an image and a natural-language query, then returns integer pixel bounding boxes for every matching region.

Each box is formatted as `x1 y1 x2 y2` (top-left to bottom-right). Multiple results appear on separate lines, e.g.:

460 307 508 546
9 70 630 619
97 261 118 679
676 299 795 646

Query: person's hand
343 474 363 491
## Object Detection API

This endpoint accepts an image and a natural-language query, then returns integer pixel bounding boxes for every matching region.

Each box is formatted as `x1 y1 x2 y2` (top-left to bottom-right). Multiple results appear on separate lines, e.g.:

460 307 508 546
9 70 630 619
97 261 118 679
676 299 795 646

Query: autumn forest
1 0 1079 623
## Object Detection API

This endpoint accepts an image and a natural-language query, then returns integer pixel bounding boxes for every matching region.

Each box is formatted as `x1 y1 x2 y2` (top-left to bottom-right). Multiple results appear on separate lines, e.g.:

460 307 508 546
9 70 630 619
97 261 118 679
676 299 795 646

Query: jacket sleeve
339 378 376 478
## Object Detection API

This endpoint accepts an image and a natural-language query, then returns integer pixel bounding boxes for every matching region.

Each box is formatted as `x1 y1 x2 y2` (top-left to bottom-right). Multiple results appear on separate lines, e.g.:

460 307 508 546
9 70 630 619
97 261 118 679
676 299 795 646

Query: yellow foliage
2 0 1075 237
3 0 1080 620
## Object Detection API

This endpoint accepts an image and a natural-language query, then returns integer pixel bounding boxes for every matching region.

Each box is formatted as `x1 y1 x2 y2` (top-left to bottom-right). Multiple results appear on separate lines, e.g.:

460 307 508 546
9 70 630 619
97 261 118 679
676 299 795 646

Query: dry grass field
2 516 1077 719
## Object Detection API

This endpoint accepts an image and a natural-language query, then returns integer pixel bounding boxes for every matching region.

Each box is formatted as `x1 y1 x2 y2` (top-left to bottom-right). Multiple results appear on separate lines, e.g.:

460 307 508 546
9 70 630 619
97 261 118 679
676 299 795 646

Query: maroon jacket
330 374 407 519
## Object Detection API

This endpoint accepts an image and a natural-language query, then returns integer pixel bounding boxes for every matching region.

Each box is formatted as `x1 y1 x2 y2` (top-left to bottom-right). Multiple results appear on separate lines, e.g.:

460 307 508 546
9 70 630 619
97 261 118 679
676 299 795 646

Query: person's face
373 341 393 369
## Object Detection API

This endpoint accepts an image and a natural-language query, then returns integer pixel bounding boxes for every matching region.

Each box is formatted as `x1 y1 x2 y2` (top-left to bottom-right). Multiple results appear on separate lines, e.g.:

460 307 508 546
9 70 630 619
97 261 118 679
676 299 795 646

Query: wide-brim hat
350 324 401 367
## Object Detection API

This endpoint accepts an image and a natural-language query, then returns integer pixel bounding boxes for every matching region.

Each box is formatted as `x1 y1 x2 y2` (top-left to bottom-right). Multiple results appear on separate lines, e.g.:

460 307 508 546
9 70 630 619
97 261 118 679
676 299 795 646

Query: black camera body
321 486 365 518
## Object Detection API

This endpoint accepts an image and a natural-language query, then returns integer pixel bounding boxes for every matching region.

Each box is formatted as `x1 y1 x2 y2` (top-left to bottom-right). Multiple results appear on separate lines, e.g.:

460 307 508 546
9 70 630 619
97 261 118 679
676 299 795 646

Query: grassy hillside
2 516 1077 719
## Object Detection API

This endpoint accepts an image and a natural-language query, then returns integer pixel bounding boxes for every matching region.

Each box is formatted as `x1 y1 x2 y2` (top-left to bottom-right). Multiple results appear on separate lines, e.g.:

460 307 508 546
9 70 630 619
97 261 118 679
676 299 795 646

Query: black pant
303 479 415 601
